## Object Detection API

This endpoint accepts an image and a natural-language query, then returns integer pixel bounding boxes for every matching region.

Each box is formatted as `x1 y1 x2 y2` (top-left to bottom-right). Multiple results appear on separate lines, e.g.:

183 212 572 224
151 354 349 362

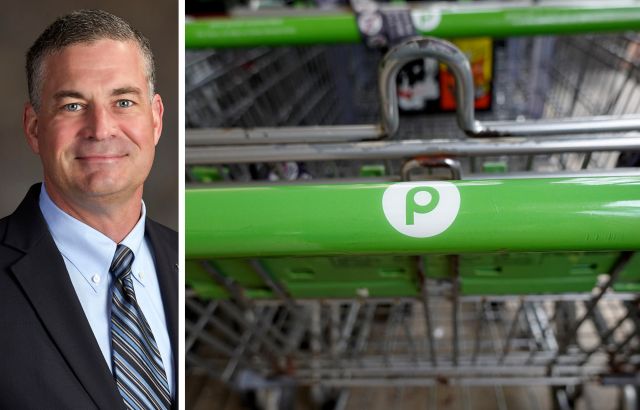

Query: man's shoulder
145 217 177 248
0 208 29 268
0 214 11 245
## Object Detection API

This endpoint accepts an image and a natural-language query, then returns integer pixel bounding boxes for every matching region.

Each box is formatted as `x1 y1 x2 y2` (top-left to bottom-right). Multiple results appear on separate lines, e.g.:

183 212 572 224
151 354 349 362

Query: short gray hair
26 9 156 110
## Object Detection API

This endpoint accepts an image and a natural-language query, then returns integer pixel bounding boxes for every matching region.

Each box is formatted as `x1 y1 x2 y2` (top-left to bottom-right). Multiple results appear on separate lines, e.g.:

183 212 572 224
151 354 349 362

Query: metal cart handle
380 37 640 138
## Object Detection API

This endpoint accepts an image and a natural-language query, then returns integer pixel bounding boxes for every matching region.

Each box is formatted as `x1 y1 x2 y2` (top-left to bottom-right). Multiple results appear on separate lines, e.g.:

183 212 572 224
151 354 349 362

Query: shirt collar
39 184 147 291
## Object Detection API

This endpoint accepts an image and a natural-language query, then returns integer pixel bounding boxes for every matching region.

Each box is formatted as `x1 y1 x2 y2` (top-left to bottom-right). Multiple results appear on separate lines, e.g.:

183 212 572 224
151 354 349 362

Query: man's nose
86 105 116 140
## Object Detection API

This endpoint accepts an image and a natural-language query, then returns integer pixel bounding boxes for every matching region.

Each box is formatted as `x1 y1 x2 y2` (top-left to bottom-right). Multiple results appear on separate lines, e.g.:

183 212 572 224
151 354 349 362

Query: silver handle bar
380 37 640 138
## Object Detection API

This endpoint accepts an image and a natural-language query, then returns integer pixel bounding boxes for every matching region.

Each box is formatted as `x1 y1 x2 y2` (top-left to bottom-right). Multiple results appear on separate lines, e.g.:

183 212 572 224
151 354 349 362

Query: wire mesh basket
185 7 640 409
186 33 640 183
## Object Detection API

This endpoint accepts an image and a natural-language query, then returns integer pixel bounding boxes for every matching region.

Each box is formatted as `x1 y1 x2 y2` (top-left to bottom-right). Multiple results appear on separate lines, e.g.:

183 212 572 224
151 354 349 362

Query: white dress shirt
39 184 174 396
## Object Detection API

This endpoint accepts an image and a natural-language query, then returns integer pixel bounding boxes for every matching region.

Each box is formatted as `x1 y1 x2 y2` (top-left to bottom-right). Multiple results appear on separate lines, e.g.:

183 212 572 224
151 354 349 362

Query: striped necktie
110 244 171 409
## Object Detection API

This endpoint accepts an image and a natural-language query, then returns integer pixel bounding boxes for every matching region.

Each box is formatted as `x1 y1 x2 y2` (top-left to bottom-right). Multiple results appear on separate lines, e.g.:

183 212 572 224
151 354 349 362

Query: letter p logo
383 182 460 238
406 186 440 225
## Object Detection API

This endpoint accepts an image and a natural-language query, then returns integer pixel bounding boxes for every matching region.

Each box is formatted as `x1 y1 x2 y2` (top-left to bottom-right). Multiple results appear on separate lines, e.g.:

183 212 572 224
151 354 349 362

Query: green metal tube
186 5 640 48
186 177 640 258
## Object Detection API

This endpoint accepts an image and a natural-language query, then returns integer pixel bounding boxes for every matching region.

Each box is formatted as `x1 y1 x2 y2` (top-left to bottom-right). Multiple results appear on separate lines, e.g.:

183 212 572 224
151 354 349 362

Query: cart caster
620 385 640 410
309 386 349 410
242 386 296 410
552 385 582 410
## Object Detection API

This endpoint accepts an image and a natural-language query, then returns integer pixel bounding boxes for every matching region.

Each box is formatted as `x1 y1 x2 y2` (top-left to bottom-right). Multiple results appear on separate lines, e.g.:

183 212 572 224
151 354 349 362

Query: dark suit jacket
0 184 178 409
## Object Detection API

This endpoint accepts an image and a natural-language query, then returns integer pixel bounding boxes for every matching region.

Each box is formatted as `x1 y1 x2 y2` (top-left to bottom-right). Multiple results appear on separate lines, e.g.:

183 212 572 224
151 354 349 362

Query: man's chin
74 180 139 201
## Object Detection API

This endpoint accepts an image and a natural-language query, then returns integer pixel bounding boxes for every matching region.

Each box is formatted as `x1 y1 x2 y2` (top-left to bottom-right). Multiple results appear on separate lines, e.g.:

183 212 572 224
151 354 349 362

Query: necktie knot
110 244 134 280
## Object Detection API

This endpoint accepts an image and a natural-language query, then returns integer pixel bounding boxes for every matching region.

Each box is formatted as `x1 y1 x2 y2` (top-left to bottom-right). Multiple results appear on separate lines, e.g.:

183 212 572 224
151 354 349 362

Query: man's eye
117 100 134 108
63 103 82 112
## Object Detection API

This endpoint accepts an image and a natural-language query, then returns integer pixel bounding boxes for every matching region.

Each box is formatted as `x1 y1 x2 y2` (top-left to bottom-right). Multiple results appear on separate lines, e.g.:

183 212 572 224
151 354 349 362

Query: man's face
24 39 163 208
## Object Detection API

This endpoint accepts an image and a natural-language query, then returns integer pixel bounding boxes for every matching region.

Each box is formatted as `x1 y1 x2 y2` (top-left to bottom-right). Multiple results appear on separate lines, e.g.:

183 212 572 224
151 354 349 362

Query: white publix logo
382 181 461 238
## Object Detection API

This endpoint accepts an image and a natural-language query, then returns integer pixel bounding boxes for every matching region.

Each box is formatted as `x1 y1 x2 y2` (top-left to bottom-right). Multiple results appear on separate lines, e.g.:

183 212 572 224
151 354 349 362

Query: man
0 10 177 409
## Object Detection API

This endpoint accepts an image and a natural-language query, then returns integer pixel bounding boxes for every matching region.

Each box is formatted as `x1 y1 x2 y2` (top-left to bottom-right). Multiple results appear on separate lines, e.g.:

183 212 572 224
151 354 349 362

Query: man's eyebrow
112 87 142 96
53 90 85 100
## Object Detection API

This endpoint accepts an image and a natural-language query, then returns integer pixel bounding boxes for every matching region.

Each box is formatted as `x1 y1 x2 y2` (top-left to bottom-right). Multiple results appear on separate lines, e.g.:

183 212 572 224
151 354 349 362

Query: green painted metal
185 5 640 48
186 14 359 48
186 252 640 299
189 166 226 182
482 161 508 173
186 177 640 259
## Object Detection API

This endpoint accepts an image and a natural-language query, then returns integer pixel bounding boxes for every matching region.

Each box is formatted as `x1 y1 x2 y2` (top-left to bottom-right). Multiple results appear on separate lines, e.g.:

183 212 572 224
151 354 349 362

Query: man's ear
151 94 164 146
23 103 40 154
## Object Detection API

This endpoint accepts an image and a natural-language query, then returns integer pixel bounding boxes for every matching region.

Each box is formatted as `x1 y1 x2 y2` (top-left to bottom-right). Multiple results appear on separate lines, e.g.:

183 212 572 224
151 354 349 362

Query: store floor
186 372 623 410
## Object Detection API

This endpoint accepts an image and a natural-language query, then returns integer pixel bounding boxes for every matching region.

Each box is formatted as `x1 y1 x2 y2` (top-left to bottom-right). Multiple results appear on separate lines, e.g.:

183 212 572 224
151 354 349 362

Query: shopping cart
186 3 640 409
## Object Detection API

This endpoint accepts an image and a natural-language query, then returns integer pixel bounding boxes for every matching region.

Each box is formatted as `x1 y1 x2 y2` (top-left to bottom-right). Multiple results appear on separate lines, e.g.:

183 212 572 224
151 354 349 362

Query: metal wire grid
186 294 640 383
186 293 640 410
185 33 640 182
186 46 341 128
186 250 639 409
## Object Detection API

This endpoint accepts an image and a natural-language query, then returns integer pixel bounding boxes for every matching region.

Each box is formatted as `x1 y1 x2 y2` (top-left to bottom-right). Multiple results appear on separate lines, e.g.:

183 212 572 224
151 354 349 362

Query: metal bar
336 302 361 354
463 386 472 410
249 259 297 309
382 302 404 365
533 303 558 352
289 361 605 375
185 133 640 164
186 177 640 258
186 3 640 48
553 388 572 410
580 308 631 361
523 304 543 365
199 260 252 308
221 305 279 381
581 153 592 169
471 301 486 364
186 125 383 145
291 377 587 388
334 390 350 410
478 115 640 137
588 303 621 345
200 293 638 305
499 301 525 364
185 299 219 353
417 256 437 366
329 303 340 357
185 354 220 378
216 301 289 351
601 374 640 386
399 304 419 363
401 157 462 181
610 301 640 356
547 252 634 376
185 320 235 356
352 303 376 362
558 252 634 351
186 168 640 189
495 385 508 410
234 305 280 358
451 256 460 366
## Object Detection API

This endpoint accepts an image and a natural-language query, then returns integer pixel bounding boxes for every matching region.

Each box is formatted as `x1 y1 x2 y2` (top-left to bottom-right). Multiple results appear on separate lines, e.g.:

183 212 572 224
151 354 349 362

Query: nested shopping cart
186 3 640 409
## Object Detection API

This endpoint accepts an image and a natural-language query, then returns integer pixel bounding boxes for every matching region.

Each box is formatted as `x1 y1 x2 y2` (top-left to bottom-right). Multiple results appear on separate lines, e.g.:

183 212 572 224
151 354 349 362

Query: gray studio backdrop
0 0 178 230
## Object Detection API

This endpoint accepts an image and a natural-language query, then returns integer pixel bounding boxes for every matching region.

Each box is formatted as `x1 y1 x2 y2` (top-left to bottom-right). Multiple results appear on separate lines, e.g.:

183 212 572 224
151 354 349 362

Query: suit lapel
145 219 179 405
6 184 125 410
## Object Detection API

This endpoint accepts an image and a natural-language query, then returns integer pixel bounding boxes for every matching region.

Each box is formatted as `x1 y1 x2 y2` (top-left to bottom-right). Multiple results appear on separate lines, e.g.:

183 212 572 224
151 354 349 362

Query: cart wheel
552 385 582 410
309 387 349 410
620 385 640 410
243 386 296 410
